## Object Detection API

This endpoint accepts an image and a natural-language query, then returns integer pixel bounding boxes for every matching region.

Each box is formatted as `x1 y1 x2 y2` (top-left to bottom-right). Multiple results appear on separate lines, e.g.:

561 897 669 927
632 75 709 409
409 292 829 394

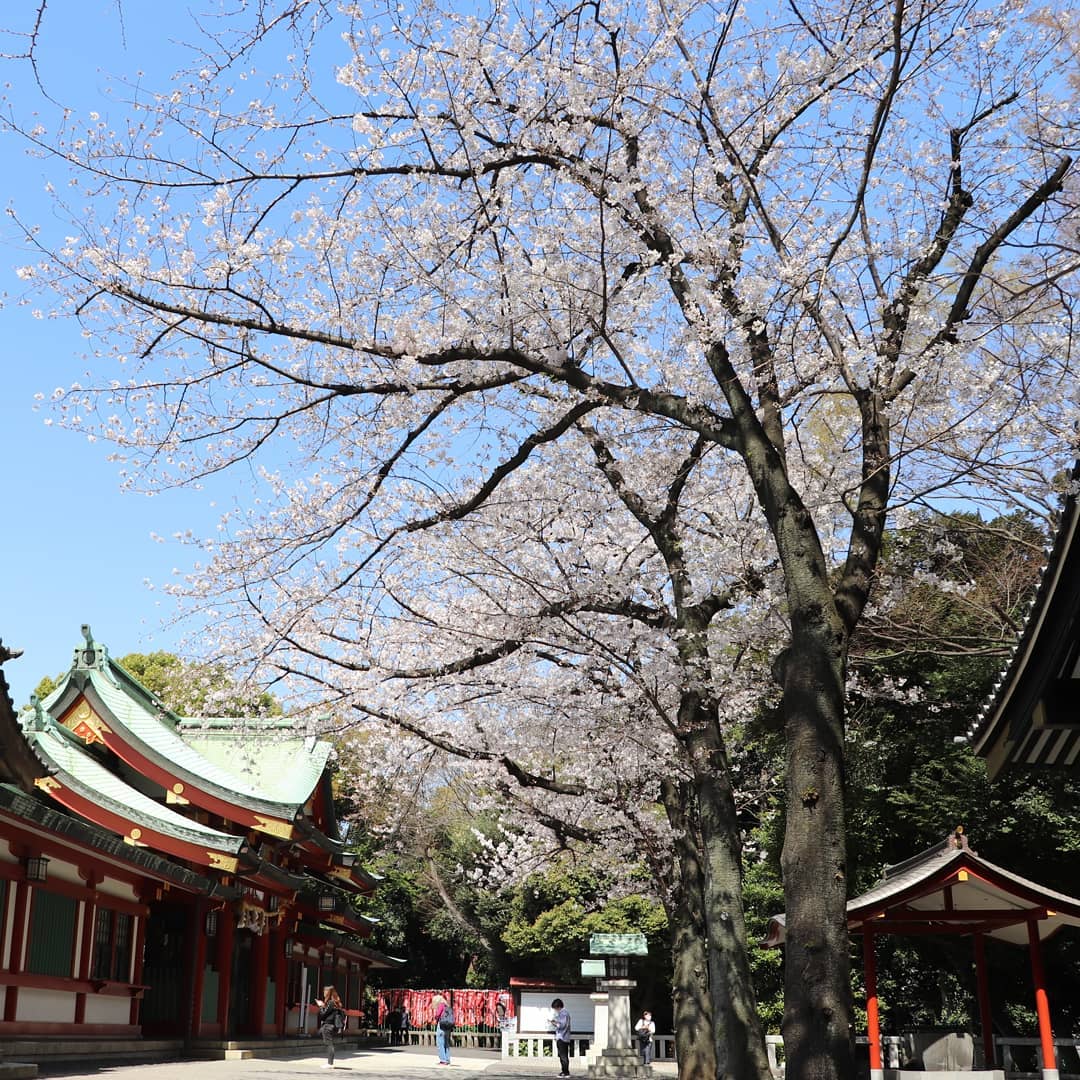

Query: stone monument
586 933 653 1078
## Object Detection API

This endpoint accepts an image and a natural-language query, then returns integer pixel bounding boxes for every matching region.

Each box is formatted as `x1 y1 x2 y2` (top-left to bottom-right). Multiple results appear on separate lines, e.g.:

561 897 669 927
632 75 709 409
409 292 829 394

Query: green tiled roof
26 722 245 854
180 725 331 808
40 664 320 818
35 628 348 856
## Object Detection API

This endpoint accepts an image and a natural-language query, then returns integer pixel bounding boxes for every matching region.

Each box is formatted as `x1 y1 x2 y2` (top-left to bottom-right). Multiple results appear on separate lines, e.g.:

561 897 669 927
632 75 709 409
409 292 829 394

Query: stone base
883 1072 1005 1080
587 1048 653 1078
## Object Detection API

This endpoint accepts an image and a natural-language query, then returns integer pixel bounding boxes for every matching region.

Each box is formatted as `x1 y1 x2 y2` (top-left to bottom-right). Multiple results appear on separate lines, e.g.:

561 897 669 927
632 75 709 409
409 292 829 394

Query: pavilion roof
42 635 325 819
763 830 1080 949
32 627 351 855
23 711 249 861
966 461 1080 776
3 627 383 906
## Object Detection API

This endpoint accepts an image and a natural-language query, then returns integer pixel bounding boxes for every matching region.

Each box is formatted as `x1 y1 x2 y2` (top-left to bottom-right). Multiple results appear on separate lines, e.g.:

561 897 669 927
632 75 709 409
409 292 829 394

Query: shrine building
0 626 399 1042
968 461 1080 775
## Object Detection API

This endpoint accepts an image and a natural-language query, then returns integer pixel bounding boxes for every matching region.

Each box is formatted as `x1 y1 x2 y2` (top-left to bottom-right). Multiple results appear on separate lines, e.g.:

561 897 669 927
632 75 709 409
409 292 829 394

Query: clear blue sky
0 3 220 706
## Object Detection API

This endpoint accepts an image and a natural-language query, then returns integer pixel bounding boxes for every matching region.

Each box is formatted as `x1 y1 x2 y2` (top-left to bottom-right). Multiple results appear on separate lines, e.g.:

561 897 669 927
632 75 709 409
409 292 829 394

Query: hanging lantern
24 855 50 882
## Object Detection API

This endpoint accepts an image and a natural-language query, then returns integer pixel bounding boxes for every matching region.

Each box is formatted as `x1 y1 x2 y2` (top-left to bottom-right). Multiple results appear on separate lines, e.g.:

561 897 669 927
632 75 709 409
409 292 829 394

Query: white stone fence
765 1035 1080 1078
500 1032 594 1061
495 1032 1080 1075
500 1032 676 1062
996 1037 1080 1077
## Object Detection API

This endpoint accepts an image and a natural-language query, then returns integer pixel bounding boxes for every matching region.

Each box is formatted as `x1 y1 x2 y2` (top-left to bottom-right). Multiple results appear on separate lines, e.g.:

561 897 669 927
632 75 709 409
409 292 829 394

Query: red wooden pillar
273 931 289 1035
189 902 209 1039
215 908 235 1035
129 907 148 1027
863 925 883 1078
4 880 29 1022
973 933 995 1068
75 893 97 1025
1027 918 1058 1080
250 925 270 1035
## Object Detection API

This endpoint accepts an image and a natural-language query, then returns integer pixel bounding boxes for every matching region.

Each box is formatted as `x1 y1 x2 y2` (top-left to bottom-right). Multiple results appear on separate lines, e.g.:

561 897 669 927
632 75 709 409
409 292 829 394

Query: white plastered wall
519 991 594 1034
18 987 76 1023
84 993 132 1024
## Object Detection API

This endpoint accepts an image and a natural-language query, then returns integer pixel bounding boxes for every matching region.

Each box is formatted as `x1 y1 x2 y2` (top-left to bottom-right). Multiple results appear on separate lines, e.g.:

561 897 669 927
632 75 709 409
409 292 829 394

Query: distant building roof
966 463 1080 775
763 829 1080 949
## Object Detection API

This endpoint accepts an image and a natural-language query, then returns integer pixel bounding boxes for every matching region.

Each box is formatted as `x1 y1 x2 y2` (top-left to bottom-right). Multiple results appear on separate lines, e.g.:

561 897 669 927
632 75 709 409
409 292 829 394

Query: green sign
589 932 648 956
580 959 606 978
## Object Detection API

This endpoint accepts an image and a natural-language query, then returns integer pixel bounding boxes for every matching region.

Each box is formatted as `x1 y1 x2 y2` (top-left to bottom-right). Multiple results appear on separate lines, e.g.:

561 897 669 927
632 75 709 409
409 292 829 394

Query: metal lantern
25 855 50 882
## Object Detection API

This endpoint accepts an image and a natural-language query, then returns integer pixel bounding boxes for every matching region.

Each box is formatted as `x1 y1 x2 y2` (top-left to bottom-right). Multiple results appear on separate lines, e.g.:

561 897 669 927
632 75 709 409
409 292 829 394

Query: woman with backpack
433 992 454 1065
315 986 345 1068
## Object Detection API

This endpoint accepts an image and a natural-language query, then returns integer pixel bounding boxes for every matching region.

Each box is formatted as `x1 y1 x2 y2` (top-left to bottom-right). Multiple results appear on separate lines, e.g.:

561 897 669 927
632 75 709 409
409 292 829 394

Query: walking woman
315 986 345 1068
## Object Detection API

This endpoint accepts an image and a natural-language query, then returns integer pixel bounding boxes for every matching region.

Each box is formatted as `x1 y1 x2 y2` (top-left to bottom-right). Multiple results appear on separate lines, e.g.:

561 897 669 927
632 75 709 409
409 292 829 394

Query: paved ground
33 1046 679 1080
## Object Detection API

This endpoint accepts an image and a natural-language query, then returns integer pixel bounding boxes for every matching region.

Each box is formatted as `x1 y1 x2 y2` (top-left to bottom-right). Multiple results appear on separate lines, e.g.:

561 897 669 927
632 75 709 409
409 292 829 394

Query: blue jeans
437 1026 451 1063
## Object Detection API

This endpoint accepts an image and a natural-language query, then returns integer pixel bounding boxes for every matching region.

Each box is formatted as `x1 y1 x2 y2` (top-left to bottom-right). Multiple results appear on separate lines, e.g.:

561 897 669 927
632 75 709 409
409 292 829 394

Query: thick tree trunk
780 623 854 1080
662 778 718 1080
684 709 773 1080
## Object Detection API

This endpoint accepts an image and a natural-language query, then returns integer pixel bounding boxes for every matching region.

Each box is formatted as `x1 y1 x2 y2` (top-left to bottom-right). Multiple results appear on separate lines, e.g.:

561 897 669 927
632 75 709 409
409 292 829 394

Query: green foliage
27 673 61 707
503 886 666 971
358 806 672 1014
744 512 1080 1036
842 513 1080 1034
359 848 480 988
27 650 281 719
116 651 281 718
743 852 785 1033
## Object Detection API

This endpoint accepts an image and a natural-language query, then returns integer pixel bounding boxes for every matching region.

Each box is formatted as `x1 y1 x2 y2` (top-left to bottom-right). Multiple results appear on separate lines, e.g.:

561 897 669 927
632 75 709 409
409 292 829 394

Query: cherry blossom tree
320 433 784 1079
5 1 1079 1079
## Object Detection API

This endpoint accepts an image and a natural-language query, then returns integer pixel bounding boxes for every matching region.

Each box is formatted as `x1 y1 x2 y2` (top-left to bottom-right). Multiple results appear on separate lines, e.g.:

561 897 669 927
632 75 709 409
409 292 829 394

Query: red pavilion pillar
973 933 995 1068
863 925 884 1079
1027 918 1058 1080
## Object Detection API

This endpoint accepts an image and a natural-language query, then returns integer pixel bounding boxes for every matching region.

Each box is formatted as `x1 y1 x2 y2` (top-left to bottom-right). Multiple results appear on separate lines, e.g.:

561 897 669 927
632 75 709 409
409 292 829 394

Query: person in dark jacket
387 1006 402 1045
315 986 345 1068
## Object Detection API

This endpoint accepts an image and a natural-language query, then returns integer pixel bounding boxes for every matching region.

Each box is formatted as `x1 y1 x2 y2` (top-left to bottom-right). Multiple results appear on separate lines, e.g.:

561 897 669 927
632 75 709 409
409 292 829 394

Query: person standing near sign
634 1010 656 1065
551 998 572 1077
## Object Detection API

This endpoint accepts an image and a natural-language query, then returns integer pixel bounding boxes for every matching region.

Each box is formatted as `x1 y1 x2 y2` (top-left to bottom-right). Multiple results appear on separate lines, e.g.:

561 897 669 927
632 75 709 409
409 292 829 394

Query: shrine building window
26 890 77 977
92 907 133 982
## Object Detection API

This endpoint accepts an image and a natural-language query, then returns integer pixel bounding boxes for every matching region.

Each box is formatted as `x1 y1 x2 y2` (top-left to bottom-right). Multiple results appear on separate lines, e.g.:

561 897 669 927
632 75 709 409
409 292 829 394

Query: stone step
0 1040 182 1060
0 1065 37 1080
0 1037 368 1065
